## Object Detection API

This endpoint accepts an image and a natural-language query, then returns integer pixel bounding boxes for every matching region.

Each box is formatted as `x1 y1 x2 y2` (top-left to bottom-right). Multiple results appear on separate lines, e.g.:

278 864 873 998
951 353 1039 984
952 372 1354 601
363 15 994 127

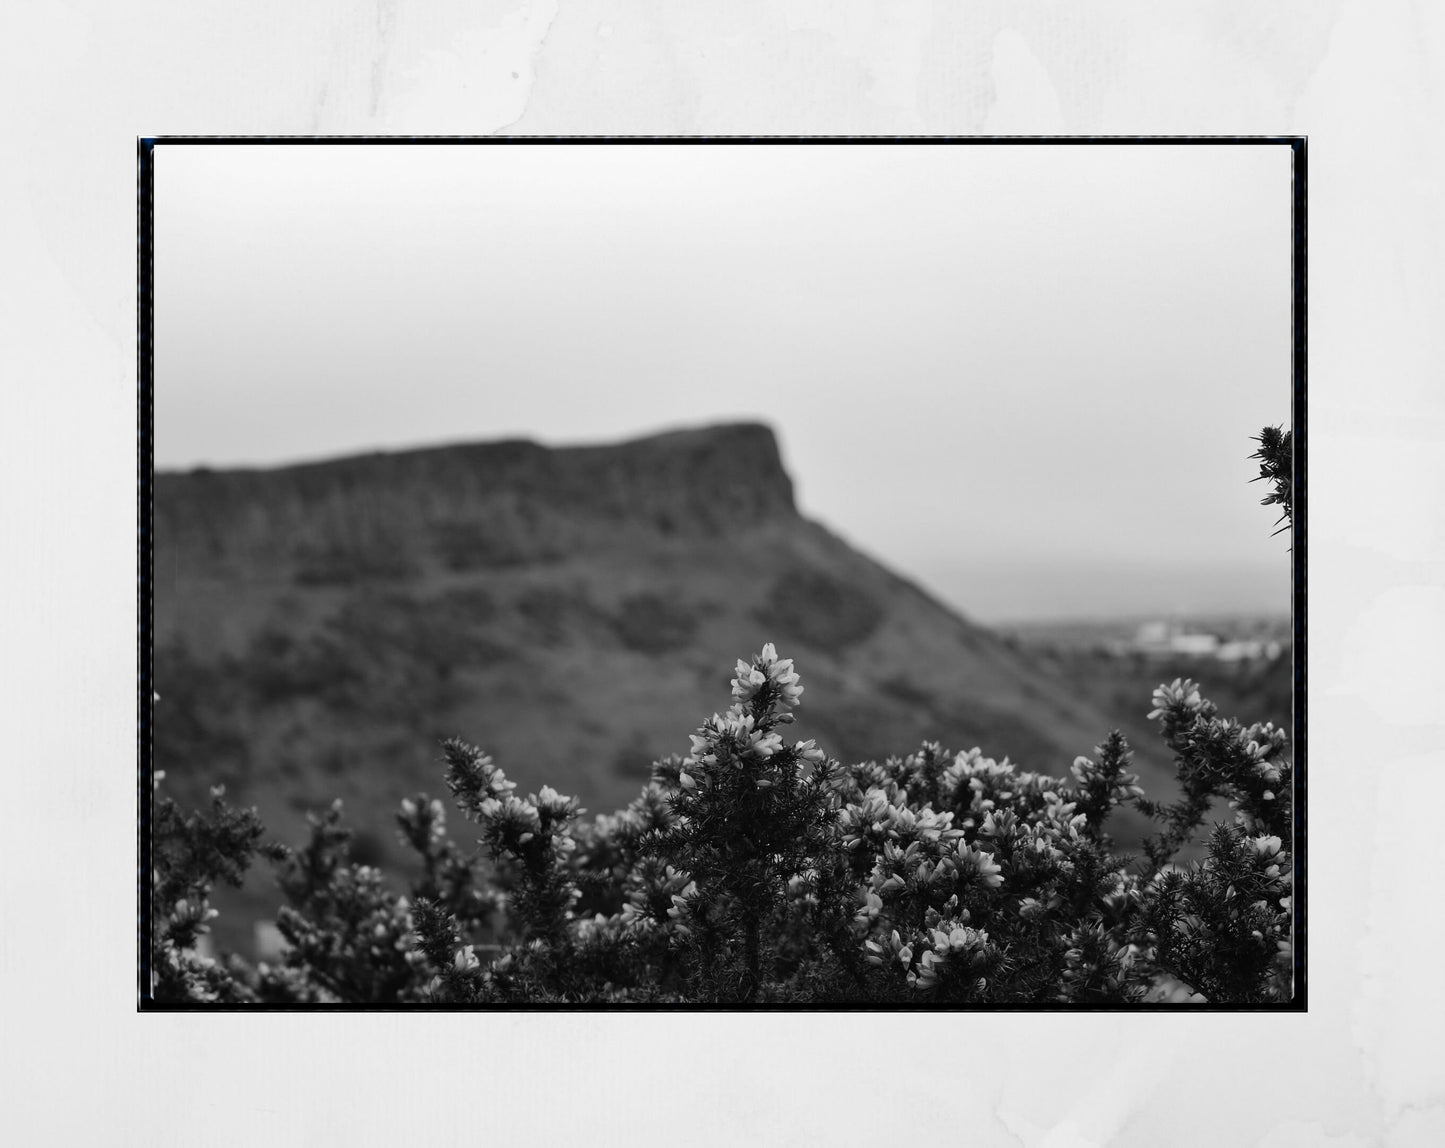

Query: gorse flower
907 923 993 992
690 709 785 763
443 741 516 821
453 945 480 973
730 642 804 711
1148 678 1204 721
951 842 1005 890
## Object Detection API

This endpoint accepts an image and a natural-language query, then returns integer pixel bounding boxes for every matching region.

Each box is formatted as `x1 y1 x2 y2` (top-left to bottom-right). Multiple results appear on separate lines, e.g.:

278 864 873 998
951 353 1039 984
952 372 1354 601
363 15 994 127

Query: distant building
1136 621 1171 646
1130 620 1278 661
1134 620 1218 657
1216 639 1283 662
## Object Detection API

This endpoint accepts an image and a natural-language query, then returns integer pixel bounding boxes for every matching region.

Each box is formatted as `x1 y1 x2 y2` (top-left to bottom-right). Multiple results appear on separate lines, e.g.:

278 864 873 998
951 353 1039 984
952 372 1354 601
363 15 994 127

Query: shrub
147 642 1293 1005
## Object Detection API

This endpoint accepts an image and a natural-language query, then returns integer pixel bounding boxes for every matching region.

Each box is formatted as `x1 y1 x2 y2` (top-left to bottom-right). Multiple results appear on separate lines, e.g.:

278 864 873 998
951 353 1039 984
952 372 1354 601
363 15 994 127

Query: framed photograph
141 137 1302 1009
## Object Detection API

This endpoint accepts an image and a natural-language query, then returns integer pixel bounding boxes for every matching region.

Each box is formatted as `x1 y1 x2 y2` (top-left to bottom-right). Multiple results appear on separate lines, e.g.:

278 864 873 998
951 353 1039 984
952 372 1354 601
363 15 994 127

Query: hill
152 422 1174 953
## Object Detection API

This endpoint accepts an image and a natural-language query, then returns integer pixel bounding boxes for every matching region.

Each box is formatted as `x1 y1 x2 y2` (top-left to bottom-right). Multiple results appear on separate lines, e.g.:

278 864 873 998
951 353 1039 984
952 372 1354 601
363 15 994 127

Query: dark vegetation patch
436 585 499 623
348 828 390 868
878 674 935 710
515 586 614 648
753 564 885 654
808 687 1063 775
241 627 363 708
319 745 352 777
215 592 503 726
922 704 1064 771
155 587 519 807
611 591 701 654
324 591 502 673
803 694 916 764
609 741 657 781
293 543 418 586
151 641 254 793
430 521 561 571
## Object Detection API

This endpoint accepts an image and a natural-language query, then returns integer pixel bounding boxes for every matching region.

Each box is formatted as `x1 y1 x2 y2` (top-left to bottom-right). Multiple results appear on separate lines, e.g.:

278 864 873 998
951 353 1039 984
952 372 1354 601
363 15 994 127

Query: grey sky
156 142 1292 623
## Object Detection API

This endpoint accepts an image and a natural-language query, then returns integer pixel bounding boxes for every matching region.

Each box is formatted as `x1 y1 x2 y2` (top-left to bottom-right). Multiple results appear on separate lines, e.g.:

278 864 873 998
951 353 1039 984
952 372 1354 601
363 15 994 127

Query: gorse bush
147 431 1295 1006
149 646 1294 1005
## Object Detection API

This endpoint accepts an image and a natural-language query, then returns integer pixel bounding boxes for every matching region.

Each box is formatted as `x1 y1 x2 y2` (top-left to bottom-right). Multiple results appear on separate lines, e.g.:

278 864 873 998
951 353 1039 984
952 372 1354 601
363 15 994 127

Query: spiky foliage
1143 824 1292 1003
1250 425 1293 537
149 778 283 1003
634 643 841 1001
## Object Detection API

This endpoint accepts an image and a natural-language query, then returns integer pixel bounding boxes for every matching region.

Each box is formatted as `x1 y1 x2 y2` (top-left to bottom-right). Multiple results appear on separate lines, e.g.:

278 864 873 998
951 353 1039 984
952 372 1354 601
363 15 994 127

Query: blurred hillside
151 422 1281 954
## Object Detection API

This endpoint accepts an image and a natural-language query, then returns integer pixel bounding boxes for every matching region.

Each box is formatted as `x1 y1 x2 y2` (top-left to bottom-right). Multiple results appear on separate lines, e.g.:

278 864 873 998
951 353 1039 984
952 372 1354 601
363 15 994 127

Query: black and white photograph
145 139 1300 1007
9 0 1445 1141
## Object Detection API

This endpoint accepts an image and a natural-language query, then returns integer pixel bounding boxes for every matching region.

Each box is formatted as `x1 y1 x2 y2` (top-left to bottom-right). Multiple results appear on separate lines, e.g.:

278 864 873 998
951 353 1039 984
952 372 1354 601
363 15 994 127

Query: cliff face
155 423 797 586
152 422 1164 954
